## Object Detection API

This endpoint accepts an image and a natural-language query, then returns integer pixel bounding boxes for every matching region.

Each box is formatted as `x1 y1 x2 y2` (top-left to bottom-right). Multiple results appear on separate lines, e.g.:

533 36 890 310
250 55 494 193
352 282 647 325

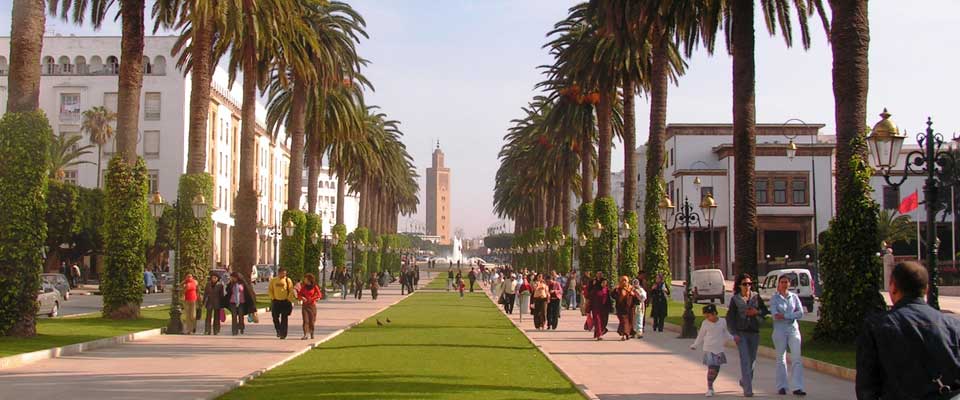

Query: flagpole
952 185 956 270
917 189 922 261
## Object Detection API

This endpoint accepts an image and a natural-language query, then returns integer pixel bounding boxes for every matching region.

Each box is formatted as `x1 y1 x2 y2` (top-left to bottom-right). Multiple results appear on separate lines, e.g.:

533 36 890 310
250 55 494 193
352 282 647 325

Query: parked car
255 264 275 283
759 268 817 313
40 273 70 301
37 283 62 317
691 269 725 304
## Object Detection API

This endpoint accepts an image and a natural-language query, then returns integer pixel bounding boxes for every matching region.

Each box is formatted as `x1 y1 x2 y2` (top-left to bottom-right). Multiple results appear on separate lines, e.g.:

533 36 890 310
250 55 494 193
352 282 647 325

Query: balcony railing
38 64 164 76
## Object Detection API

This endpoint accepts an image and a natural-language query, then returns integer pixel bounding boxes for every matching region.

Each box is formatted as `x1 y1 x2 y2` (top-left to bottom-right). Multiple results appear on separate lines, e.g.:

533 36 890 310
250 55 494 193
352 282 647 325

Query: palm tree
81 106 117 188
829 0 868 208
7 0 46 112
877 209 913 247
48 133 95 180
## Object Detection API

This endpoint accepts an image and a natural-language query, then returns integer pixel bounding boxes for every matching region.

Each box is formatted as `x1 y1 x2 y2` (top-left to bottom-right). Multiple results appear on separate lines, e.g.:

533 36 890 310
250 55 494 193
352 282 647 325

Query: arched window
152 56 166 75
43 56 55 75
0 56 7 75
58 56 72 74
142 56 152 75
89 56 103 74
74 56 87 74
106 56 119 75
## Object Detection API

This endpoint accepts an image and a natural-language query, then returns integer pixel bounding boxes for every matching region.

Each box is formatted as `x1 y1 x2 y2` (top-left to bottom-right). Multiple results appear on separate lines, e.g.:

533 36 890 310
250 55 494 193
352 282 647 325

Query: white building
299 167 360 235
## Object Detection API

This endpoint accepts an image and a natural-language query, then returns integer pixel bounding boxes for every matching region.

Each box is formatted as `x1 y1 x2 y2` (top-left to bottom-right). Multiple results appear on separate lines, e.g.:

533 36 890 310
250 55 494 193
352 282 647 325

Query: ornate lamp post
576 234 587 273
258 222 284 266
784 118 822 289
701 193 718 269
867 108 952 309
150 192 207 335
661 195 717 338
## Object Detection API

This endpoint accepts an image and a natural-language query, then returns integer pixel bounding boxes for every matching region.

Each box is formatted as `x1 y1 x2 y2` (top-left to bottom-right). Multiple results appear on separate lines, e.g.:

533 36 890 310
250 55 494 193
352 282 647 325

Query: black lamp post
258 222 287 267
867 108 953 310
150 191 207 335
660 195 717 338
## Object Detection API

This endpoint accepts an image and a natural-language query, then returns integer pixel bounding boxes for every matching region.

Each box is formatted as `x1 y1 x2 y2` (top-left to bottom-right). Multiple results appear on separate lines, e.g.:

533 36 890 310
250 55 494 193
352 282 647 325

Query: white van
759 268 816 313
691 269 725 304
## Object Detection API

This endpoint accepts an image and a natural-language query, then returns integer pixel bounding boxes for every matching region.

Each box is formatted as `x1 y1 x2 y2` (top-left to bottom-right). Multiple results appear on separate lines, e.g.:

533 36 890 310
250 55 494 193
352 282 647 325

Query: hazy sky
3 1 959 238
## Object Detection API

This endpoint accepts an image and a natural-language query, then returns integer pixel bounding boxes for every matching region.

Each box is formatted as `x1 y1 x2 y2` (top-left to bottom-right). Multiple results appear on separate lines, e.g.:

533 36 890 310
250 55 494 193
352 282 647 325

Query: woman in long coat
588 277 610 340
650 273 670 332
517 276 532 322
613 276 641 340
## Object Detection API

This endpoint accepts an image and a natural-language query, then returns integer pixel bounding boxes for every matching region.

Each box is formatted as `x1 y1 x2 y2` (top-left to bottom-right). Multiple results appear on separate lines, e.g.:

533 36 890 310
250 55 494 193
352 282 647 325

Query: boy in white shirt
690 304 736 397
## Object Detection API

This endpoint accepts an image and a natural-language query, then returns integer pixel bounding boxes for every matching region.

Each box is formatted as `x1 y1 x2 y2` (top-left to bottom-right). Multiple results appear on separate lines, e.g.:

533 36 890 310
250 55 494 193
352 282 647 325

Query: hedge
72 187 105 259
46 180 79 253
102 156 149 319
351 227 370 277
332 224 347 268
577 202 594 273
0 111 51 336
175 173 214 288
281 210 307 282
303 213 321 278
593 197 618 280
643 177 670 282
815 135 886 343
619 211 639 277
547 226 565 273
368 235 382 273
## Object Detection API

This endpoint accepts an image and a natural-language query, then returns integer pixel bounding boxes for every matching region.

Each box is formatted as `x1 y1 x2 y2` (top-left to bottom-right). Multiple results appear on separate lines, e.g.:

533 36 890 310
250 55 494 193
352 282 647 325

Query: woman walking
181 273 199 334
369 272 380 300
589 277 610 340
727 273 767 397
226 272 254 335
297 273 322 340
203 274 224 335
532 274 549 330
632 276 648 338
650 273 670 332
517 275 532 322
614 276 641 340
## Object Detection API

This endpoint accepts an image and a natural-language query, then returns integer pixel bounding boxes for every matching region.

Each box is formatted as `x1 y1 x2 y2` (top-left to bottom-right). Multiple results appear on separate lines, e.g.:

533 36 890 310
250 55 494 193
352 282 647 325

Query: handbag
584 315 594 331
498 293 506 305
219 308 226 323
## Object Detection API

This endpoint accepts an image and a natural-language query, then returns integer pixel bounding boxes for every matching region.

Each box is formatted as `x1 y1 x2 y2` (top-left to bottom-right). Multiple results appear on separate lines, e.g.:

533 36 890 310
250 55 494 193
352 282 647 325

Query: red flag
899 190 919 214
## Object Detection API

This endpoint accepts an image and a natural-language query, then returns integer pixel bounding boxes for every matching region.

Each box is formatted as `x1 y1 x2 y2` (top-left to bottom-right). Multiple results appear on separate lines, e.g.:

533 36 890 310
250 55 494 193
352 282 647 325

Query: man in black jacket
857 261 960 399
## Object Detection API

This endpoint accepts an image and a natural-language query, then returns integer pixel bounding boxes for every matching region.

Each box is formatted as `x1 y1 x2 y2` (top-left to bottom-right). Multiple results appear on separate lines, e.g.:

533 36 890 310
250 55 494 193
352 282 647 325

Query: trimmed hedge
351 227 369 276
619 210 639 277
815 135 886 343
102 156 149 319
547 226 565 272
46 180 79 252
281 210 307 282
368 235 382 273
73 187 105 258
332 224 347 268
577 202 594 272
303 213 321 278
644 177 670 282
176 173 213 287
593 197 618 280
0 111 51 336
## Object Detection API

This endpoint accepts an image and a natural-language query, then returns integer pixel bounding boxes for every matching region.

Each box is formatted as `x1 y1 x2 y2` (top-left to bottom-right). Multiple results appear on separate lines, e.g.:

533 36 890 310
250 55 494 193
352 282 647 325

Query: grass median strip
220 291 584 400
664 300 854 369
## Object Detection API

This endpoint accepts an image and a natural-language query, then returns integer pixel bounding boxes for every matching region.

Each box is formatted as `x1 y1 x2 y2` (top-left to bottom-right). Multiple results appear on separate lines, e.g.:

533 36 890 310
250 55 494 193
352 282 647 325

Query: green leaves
176 173 214 288
643 177 670 282
303 213 322 279
619 210 639 277
577 202 595 272
593 197 619 280
281 210 307 282
332 223 347 268
102 156 149 319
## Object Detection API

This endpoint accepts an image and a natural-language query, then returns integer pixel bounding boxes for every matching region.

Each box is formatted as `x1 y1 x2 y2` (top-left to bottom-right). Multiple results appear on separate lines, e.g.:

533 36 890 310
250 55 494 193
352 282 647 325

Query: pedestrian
297 273 322 340
354 274 364 300
690 304 735 397
588 276 610 340
468 267 478 292
771 275 806 396
70 262 81 288
400 266 408 295
547 273 563 330
492 271 503 301
857 261 960 399
181 273 199 334
457 275 466 298
632 277 648 339
614 276 641 340
517 275 532 322
340 268 351 300
650 273 670 332
727 272 766 397
501 273 516 314
369 272 380 300
406 267 416 293
447 268 454 291
143 269 157 294
565 271 578 310
203 274 224 335
268 267 296 339
532 274 549 330
226 272 253 335
581 271 593 320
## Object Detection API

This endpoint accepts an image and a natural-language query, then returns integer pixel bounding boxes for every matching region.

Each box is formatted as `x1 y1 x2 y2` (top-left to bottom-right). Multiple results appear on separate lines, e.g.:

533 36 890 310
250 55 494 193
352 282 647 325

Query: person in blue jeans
726 273 767 397
770 275 806 396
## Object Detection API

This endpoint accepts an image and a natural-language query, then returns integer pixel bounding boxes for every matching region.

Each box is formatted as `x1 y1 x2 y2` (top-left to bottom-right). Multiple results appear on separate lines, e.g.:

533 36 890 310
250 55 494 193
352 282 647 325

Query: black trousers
547 298 561 329
204 307 221 335
469 279 476 292
504 293 516 314
271 300 291 338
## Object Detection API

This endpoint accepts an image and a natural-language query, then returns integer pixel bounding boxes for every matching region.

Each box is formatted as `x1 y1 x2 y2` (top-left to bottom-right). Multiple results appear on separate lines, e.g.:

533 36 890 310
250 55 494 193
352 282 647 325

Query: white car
36 283 62 317
759 268 817 313
691 269 725 304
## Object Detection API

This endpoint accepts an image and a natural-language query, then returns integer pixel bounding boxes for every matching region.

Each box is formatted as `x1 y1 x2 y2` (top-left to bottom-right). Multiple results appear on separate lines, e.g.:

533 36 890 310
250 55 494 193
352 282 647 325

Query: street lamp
784 118 822 293
150 191 207 335
867 108 951 309
661 195 716 339
259 222 284 266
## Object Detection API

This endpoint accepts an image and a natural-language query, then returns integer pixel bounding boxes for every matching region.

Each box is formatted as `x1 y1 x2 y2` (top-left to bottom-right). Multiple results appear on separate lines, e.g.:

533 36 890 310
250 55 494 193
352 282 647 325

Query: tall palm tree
7 0 45 112
81 106 117 188
48 133 95 180
829 0 867 207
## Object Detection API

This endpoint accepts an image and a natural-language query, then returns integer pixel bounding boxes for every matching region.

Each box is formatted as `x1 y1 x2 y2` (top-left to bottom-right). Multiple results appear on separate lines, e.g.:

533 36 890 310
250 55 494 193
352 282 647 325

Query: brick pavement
0 273 429 400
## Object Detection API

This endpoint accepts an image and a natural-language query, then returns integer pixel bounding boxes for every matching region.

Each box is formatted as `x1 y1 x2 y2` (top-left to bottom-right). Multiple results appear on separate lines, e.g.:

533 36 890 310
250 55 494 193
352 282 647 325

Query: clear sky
3 1 959 238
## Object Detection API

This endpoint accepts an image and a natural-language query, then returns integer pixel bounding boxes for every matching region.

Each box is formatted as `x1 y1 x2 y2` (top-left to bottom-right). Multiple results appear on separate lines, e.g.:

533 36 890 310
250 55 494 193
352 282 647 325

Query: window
60 93 81 121
106 56 119 75
773 179 788 204
58 56 72 74
756 179 769 205
144 93 161 120
74 56 87 74
670 148 675 166
792 179 808 205
0 56 7 75
148 170 160 194
144 130 160 157
883 186 900 210
63 170 78 185
43 56 55 74
700 186 713 200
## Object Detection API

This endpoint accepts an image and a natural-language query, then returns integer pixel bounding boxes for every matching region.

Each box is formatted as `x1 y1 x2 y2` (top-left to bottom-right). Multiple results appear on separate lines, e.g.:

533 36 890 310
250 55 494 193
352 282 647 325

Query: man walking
447 268 454 291
857 261 960 399
565 271 578 310
547 274 563 330
468 268 477 293
268 268 296 339
502 273 516 314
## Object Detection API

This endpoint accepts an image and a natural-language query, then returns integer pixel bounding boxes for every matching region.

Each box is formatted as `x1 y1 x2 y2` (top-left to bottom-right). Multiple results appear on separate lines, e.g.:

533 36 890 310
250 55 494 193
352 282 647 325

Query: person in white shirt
690 304 736 397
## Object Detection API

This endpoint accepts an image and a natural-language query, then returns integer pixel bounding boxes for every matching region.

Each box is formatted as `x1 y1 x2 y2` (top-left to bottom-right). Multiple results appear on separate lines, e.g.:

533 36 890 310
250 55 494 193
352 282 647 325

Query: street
56 281 269 317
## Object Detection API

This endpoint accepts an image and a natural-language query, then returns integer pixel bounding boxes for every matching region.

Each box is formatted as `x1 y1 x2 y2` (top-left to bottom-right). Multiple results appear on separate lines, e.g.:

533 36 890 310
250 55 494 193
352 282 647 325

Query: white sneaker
705 389 714 397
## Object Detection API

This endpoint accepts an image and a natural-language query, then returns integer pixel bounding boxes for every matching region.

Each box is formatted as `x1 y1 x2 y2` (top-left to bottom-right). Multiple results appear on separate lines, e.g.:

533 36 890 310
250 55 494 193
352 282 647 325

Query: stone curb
479 283 599 400
654 318 856 382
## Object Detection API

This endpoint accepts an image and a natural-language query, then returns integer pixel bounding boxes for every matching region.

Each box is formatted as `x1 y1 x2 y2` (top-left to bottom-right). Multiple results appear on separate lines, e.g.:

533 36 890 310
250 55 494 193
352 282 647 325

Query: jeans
447 278 452 291
547 298 561 329
736 332 760 395
229 303 245 335
634 305 644 335
204 306 220 335
340 283 348 299
565 289 578 309
469 279 475 292
504 293 516 314
773 326 804 391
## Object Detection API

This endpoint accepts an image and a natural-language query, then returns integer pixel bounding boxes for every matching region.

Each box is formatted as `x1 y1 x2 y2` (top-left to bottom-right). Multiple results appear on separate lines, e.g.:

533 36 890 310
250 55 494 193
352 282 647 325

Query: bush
281 210 307 282
0 111 51 336
46 180 79 253
577 202 594 272
814 136 886 343
483 233 514 250
619 211 639 277
332 224 347 268
368 234 382 273
547 226 566 273
176 173 213 287
303 213 321 278
644 177 670 282
593 197 618 280
351 227 369 276
102 156 149 319
72 187 106 259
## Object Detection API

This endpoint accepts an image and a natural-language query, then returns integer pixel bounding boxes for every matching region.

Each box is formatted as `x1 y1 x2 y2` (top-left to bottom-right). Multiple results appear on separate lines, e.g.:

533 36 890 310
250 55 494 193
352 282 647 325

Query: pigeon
386 318 392 323
376 319 384 327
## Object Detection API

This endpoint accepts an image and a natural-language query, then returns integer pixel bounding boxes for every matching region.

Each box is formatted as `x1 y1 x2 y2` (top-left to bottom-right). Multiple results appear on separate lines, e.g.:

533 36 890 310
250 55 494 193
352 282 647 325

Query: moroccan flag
899 190 919 214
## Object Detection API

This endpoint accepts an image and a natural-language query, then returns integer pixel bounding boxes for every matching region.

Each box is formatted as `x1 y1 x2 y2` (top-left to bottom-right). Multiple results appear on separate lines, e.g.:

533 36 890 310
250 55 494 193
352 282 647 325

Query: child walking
690 304 735 397
457 276 466 298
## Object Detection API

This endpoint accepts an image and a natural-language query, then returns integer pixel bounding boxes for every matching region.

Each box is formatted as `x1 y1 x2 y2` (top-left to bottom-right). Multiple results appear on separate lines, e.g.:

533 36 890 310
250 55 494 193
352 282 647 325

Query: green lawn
664 300 855 369
0 294 272 358
424 273 455 290
220 291 584 400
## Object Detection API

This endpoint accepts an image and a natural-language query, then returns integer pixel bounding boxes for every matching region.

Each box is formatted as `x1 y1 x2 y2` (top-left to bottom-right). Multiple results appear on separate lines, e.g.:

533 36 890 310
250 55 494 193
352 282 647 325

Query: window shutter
145 93 161 120
144 130 160 156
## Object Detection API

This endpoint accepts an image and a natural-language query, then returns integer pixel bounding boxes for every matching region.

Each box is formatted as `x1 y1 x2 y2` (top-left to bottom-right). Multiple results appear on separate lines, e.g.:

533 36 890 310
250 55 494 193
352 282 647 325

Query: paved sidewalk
482 283 854 399
0 272 430 400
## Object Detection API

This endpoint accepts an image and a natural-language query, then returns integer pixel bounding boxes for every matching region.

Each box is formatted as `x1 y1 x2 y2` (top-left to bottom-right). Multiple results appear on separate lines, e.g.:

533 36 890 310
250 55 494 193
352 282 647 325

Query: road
57 281 269 317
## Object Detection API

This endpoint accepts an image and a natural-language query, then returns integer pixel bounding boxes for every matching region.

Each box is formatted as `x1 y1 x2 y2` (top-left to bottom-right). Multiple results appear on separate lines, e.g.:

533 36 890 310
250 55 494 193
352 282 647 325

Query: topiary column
577 202 594 273
0 111 51 336
619 210 639 277
593 197 619 281
332 224 347 269
368 234 382 273
102 156 149 319
281 210 307 282
177 173 213 290
351 227 369 277
303 213 321 279
644 178 671 282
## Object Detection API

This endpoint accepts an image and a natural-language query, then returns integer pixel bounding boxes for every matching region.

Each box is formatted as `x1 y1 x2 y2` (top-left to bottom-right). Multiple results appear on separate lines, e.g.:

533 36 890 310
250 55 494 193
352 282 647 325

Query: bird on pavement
376 319 384 327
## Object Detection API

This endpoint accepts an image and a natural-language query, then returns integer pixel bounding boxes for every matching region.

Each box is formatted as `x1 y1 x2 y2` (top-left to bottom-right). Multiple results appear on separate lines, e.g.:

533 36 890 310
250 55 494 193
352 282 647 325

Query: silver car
36 283 62 317
41 273 71 301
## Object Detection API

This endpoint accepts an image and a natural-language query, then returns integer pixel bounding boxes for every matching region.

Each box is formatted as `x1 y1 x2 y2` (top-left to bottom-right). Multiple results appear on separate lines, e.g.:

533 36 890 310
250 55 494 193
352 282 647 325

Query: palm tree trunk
357 179 368 228
731 3 758 277
645 35 669 227
6 0 44 113
116 0 146 165
596 89 613 198
562 160 573 236
186 12 215 174
286 80 308 210
830 0 870 209
548 182 557 228
622 73 637 217
231 0 259 282
580 127 593 204
336 173 346 225
96 145 103 188
554 183 563 229
306 140 320 213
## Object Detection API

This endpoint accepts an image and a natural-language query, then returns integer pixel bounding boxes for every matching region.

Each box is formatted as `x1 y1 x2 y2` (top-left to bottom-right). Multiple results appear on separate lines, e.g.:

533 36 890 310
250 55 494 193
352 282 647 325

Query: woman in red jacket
297 273 323 340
